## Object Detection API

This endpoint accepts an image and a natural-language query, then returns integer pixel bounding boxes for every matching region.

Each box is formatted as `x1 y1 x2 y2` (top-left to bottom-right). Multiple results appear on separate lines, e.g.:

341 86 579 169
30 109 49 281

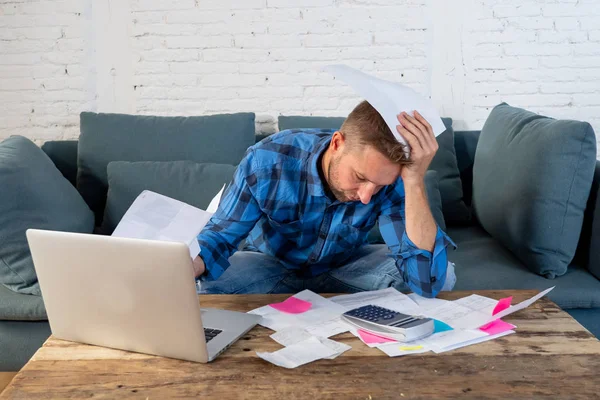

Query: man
193 101 456 298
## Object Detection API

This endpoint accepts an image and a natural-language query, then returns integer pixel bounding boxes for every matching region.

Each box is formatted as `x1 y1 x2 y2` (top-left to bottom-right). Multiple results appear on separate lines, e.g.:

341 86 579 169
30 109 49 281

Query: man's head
322 100 410 204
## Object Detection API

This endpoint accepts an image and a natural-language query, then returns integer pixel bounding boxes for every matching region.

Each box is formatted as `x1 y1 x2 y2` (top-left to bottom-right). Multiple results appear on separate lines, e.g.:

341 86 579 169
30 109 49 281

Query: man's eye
355 174 365 182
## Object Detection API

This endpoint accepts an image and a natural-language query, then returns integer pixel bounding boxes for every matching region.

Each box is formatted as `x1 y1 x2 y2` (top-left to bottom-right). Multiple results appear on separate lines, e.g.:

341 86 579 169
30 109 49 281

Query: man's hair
340 100 410 164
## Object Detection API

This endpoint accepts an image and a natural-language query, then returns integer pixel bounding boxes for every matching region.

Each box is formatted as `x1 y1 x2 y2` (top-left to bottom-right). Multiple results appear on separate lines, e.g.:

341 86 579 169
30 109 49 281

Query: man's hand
397 110 439 185
192 255 206 278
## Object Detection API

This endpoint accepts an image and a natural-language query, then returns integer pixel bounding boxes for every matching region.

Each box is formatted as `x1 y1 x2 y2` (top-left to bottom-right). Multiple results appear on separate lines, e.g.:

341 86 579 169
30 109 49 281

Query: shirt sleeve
378 181 456 298
196 149 263 281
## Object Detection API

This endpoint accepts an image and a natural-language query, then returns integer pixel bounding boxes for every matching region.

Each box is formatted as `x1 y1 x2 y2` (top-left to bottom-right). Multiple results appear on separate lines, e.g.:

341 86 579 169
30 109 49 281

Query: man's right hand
192 256 206 278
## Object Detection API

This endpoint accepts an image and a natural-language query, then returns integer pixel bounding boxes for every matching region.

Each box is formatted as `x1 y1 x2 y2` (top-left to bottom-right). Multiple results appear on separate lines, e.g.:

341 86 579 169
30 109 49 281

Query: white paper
375 328 514 356
269 328 351 361
323 64 446 151
206 183 226 214
256 336 339 369
422 329 488 350
111 190 213 258
330 287 420 314
433 330 515 353
407 293 450 310
482 287 555 325
318 336 352 359
111 188 225 259
453 294 499 315
305 316 350 338
420 302 490 330
270 327 313 347
248 290 347 332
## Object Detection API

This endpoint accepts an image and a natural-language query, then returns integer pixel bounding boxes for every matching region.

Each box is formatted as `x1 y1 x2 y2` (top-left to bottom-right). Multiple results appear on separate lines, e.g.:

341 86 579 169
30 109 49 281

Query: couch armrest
586 161 600 279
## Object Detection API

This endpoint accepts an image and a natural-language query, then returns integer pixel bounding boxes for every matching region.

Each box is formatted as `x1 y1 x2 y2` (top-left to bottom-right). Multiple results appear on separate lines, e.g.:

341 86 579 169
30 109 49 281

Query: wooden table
3 290 600 399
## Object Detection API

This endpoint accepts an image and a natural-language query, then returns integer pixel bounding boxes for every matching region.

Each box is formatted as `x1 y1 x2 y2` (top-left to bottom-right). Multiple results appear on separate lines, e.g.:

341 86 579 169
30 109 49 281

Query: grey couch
1 110 598 371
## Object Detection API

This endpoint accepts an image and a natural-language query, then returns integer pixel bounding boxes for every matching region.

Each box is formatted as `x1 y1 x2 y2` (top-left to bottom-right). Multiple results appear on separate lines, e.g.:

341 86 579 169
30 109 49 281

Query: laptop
25 229 260 363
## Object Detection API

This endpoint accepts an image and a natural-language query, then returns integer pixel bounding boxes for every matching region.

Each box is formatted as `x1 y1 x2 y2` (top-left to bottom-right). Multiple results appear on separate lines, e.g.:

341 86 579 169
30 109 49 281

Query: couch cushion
0 283 46 320
0 136 95 295
278 115 347 131
453 130 481 208
584 161 600 280
102 161 237 234
77 112 255 225
448 225 600 309
278 115 471 226
41 140 78 187
368 170 446 244
429 118 472 225
472 103 597 279
0 320 51 370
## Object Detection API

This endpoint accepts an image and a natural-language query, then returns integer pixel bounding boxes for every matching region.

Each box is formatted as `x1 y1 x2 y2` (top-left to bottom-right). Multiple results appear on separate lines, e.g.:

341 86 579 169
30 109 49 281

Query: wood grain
3 290 600 399
0 373 16 396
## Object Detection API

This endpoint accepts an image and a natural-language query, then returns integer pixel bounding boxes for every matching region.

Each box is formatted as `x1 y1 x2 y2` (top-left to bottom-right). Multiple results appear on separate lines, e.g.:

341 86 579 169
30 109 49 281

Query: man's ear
330 131 346 153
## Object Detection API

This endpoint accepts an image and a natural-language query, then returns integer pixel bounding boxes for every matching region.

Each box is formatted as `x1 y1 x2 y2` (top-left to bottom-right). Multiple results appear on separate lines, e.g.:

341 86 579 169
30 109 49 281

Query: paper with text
111 190 220 258
249 290 347 332
256 336 338 368
330 287 420 314
434 330 515 353
270 327 313 347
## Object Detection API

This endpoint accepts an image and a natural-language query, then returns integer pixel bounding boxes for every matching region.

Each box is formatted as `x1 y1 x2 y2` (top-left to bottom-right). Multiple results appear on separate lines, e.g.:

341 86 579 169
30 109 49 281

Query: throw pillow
472 103 597 278
77 111 255 225
101 160 237 234
429 118 472 225
0 136 94 295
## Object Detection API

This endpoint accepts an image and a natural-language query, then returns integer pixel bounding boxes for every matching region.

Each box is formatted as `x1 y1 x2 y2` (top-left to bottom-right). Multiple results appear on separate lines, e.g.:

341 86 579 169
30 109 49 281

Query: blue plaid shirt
197 129 455 297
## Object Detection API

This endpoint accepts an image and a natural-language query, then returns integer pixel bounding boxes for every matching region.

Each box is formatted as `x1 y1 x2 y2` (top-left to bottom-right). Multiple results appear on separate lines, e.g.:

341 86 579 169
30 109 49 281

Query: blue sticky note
433 319 453 333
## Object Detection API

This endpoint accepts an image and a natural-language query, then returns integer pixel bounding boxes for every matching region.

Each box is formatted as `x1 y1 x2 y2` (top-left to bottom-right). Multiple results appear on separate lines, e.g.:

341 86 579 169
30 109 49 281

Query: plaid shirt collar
306 135 332 198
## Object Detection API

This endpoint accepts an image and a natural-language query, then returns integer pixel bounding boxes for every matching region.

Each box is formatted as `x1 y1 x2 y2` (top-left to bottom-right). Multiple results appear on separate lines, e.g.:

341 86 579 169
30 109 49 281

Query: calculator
341 304 434 342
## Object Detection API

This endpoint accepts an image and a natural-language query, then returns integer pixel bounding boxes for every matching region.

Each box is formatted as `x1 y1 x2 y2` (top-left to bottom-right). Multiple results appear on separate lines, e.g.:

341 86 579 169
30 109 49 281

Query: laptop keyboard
204 328 223 343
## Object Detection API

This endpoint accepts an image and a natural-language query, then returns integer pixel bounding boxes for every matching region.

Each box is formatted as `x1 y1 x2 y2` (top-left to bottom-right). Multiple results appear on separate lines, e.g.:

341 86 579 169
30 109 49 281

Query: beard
327 154 358 203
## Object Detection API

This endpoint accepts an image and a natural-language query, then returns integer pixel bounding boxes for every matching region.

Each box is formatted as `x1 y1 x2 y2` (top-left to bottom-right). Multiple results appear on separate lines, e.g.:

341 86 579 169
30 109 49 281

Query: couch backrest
41 119 600 273
453 130 481 208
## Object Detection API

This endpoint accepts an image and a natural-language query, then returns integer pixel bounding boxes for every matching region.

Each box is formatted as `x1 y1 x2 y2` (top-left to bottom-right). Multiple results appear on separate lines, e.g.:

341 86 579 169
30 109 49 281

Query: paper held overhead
322 64 446 151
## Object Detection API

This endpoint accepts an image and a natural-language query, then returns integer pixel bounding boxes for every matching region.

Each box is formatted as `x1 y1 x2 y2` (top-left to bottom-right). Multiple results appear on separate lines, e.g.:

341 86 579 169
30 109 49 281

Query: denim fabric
198 245 456 295
198 129 455 298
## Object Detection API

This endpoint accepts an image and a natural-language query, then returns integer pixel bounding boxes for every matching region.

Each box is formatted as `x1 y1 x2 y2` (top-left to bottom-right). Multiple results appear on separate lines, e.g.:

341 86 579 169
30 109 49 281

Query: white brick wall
0 0 89 143
1 0 599 155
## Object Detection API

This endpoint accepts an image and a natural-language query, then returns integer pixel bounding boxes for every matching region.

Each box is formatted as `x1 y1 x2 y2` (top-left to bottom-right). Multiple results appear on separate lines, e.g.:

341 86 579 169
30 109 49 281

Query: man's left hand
396 110 439 185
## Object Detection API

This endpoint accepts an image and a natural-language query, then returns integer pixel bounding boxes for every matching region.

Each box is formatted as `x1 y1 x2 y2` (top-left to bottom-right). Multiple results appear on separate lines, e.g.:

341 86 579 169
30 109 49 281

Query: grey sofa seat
0 284 50 371
449 225 600 309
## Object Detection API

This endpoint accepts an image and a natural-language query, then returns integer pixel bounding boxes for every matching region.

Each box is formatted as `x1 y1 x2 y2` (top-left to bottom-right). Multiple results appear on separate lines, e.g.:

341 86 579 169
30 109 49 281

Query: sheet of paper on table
257 336 352 368
249 290 348 336
111 186 225 259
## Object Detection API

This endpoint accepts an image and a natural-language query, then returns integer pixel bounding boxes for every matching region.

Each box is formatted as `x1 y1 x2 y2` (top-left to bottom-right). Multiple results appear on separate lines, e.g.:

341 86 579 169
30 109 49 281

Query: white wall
1 0 599 154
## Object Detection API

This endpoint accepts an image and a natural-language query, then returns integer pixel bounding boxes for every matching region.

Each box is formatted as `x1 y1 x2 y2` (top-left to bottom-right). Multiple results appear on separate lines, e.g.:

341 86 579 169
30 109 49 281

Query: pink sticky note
479 319 515 335
492 296 513 315
268 296 312 314
357 329 397 344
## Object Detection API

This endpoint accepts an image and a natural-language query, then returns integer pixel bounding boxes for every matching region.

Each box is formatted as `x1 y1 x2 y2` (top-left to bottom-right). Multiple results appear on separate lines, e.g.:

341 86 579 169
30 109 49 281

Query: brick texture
1 0 599 156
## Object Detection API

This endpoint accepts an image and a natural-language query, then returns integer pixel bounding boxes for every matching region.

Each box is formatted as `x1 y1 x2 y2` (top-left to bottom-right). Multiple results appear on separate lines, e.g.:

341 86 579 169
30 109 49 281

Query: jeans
198 244 457 295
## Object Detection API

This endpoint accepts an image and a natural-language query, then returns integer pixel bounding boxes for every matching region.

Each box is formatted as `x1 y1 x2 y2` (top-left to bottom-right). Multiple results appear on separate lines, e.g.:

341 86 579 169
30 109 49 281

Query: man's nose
357 183 376 204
